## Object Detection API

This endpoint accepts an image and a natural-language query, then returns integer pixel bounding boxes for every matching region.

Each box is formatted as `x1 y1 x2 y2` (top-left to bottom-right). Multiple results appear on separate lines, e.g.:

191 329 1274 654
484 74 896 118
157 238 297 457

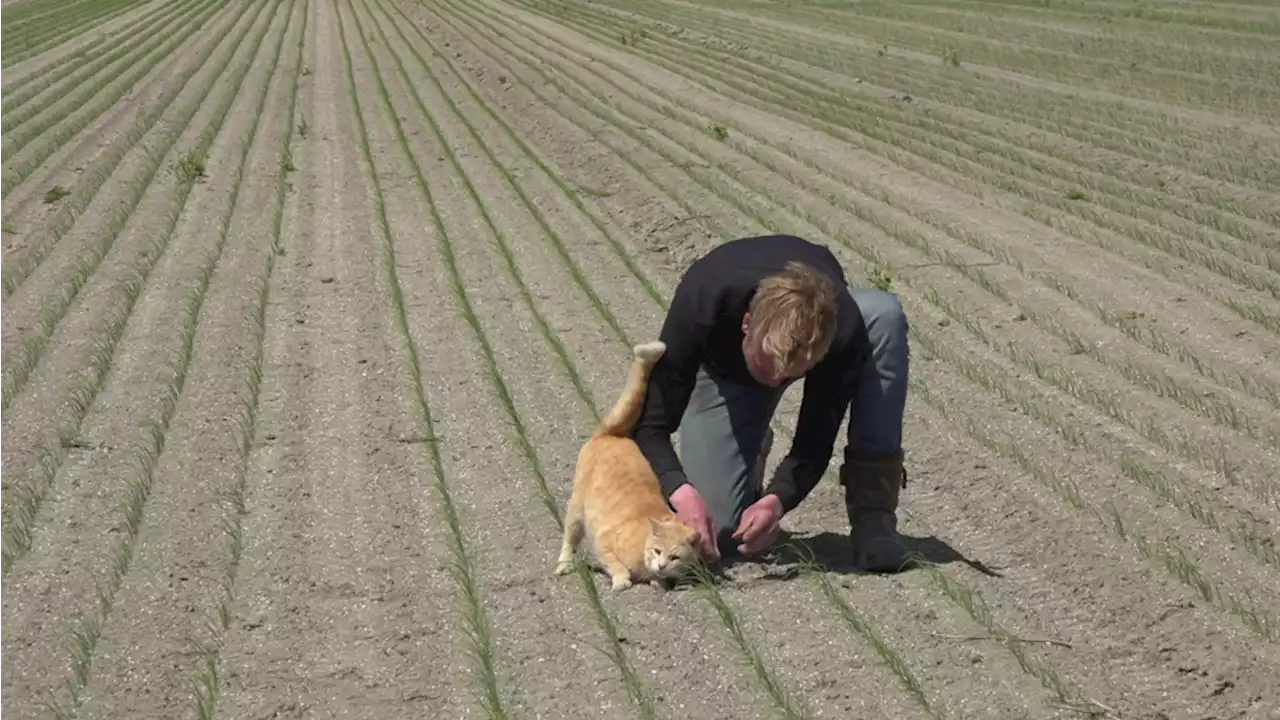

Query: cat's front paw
610 576 634 591
554 561 574 576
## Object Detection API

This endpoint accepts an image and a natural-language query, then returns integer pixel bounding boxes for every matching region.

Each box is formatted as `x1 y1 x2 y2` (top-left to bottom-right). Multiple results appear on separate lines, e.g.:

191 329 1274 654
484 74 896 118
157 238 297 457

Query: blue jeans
676 286 910 553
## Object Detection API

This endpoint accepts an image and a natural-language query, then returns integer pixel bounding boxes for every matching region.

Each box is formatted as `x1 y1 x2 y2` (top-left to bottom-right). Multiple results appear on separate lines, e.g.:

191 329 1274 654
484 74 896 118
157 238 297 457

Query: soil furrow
0 0 234 196
2 0 144 56
485 0 1280 496
463 26 1280 453
5 0 1278 716
508 0 1280 626
614 0 1280 199
366 0 661 412
933 0 1275 41
404 0 776 416
591 0 1280 269
401 0 760 267
73 0 306 715
0 1 289 716
844 2 1280 78
514 1 1280 381
412 2 1107 717
831 392 1280 720
0 0 246 294
1 0 187 115
667 0 1280 136
734 2 1274 118
2 33 110 97
883 344 1280 718
0 0 235 278
363 0 655 356
1 0 199 135
368 1 810 716
338 0 674 714
0 0 278 568
1 0 74 28
707 56 1280 268
0 0 149 75
214 1 469 715
0 0 202 166
0 0 251 392
944 0 1280 36
424 1 1280 712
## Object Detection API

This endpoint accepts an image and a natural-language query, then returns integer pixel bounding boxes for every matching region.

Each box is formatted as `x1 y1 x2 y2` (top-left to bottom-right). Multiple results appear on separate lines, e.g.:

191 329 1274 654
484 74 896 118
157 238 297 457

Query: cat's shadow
697 528 1003 585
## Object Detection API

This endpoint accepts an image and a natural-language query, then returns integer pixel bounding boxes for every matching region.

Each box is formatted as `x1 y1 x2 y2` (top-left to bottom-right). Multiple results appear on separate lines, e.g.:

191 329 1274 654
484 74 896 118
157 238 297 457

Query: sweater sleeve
763 343 861 512
631 288 705 499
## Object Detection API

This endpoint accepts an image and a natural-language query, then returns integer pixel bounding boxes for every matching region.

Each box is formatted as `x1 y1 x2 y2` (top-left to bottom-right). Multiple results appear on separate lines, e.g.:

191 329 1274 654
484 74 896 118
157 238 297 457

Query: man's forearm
769 360 854 512
763 456 827 513
657 467 690 500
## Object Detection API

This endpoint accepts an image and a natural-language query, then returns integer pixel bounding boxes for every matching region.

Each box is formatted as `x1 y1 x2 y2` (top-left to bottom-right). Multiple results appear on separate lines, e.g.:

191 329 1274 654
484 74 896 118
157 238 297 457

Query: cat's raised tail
593 341 666 439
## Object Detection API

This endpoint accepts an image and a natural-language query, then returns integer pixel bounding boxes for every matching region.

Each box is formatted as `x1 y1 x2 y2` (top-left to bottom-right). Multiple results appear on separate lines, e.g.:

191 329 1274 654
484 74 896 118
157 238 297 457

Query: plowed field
4 0 1279 718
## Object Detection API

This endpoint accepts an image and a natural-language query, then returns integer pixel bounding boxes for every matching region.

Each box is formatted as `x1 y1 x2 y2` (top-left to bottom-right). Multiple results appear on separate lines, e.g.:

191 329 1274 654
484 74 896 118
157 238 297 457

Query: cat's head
644 517 699 578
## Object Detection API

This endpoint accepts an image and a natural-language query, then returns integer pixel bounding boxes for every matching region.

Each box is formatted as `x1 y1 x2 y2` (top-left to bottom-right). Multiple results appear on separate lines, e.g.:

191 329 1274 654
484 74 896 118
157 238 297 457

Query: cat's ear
649 517 662 534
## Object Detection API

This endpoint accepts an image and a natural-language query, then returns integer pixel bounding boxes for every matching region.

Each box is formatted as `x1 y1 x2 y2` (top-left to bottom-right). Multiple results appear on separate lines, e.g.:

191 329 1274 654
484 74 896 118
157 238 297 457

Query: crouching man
631 233 914 571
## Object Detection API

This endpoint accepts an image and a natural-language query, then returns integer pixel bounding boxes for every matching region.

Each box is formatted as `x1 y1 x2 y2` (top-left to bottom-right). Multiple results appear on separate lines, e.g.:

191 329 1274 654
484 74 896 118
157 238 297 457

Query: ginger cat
555 340 698 592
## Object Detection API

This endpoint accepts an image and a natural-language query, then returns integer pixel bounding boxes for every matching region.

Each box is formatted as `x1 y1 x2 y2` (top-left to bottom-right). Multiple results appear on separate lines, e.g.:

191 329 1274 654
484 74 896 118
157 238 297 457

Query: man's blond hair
747 261 840 372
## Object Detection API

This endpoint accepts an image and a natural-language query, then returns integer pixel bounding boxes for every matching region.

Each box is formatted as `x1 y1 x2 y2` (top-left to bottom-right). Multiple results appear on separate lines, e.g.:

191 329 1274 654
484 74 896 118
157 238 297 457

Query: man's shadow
709 528 1003 581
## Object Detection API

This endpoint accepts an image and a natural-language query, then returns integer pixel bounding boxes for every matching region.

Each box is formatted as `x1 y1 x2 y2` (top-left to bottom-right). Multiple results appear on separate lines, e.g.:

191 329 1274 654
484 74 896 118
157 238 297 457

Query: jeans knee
851 287 909 346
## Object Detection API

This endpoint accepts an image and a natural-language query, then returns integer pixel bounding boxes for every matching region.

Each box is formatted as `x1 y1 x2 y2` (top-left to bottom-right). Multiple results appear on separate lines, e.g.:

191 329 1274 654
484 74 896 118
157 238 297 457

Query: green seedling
176 150 206 183
43 185 71 204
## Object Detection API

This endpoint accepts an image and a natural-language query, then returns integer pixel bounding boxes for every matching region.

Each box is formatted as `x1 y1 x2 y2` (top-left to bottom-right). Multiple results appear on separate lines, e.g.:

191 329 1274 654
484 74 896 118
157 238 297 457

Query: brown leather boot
839 449 914 572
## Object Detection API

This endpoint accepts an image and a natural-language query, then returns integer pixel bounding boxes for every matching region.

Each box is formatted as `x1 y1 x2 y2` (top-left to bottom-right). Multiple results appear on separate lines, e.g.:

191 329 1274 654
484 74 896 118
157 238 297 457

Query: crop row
0 0 282 571
184 0 311 715
5 0 1275 716
714 0 1280 117
2 0 284 570
445 0 1279 642
4 0 186 117
587 0 1280 299
499 0 1277 535
617 0 1280 200
332 0 820 713
3 0 309 715
4 0 214 148
2 0 152 68
1 0 227 270
508 0 1280 502
320 0 1015 715
551 0 1280 472
371 0 1172 715
920 0 1280 36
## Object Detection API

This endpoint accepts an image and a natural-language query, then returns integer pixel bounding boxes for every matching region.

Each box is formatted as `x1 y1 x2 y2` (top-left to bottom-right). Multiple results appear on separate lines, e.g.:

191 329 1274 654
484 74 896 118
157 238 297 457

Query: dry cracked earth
3 0 1279 718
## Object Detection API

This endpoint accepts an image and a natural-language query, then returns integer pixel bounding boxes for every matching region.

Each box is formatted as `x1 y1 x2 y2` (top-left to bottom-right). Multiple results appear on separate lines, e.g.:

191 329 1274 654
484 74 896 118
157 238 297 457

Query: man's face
741 312 809 388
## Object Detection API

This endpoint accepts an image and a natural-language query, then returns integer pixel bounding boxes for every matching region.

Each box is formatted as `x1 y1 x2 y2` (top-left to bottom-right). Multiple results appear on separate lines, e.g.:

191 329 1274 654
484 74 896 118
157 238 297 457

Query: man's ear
741 311 752 335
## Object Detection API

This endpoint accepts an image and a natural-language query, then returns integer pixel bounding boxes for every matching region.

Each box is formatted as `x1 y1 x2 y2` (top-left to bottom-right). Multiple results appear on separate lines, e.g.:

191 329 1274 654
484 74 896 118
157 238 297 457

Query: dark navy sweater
632 234 868 512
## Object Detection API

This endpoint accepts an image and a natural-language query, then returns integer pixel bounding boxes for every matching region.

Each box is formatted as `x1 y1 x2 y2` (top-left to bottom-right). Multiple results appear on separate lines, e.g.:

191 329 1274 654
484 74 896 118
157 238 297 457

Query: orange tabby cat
555 340 699 592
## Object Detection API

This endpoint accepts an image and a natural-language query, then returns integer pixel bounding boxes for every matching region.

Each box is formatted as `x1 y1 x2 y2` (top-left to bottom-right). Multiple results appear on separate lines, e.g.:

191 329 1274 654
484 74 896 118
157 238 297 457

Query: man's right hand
669 483 720 563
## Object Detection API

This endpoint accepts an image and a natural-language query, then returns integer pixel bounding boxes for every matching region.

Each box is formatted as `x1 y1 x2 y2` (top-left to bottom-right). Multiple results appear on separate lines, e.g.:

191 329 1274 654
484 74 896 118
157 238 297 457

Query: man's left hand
732 493 784 555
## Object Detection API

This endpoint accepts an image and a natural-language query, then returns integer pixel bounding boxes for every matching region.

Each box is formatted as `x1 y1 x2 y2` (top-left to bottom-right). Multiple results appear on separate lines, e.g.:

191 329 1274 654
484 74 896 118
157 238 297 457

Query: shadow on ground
688 528 1004 589
576 528 1003 594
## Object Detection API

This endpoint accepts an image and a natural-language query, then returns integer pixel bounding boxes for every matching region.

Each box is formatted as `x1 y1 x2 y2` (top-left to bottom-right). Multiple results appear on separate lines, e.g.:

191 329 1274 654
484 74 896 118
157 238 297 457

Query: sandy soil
4 0 1279 718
